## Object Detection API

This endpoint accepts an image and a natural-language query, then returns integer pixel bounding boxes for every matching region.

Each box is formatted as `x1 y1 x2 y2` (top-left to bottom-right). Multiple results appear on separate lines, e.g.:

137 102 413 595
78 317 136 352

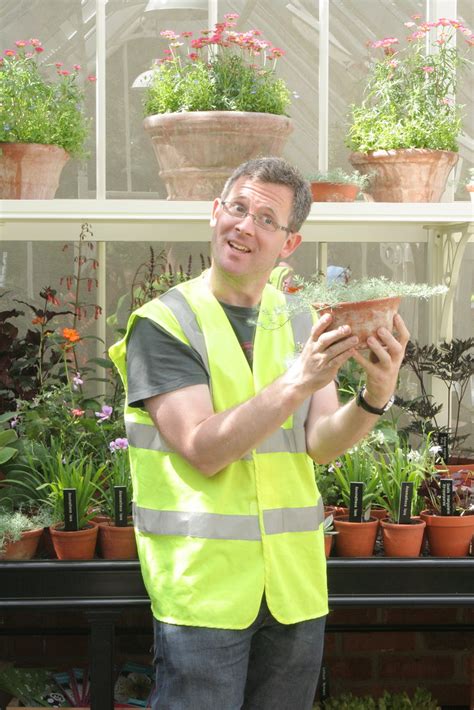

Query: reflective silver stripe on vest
256 426 307 454
133 501 324 540
161 289 210 375
133 503 261 540
263 497 324 535
126 421 176 453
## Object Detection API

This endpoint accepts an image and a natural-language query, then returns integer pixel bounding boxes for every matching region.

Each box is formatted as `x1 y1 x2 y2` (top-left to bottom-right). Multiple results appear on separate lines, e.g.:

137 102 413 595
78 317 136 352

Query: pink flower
422 65 435 73
55 62 63 68
73 372 84 390
188 52 199 61
87 75 97 82
71 408 85 417
4 49 16 57
181 31 193 38
29 38 41 46
59 69 70 76
34 46 44 53
73 64 81 71
15 40 27 47
160 30 180 40
404 21 416 28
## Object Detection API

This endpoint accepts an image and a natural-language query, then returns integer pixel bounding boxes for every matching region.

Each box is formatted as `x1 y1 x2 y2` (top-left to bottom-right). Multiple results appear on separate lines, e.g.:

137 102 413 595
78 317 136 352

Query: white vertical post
208 0 217 29
95 0 107 395
318 0 329 172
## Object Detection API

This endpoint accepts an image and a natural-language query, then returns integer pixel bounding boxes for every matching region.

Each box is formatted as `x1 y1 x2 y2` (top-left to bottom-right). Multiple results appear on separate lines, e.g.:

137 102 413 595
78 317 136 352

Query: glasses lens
223 202 278 232
254 215 277 232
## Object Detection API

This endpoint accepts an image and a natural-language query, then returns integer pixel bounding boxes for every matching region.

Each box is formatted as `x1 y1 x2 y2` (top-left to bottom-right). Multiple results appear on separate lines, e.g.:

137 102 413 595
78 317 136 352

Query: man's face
210 177 302 282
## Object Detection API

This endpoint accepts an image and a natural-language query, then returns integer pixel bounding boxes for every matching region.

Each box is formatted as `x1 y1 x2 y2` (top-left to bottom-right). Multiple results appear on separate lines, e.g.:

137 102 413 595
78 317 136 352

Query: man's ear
210 198 220 227
280 232 302 259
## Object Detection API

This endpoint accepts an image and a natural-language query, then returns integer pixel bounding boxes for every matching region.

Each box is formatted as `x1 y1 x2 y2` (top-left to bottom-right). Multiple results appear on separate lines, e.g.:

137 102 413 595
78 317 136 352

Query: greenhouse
0 0 473 708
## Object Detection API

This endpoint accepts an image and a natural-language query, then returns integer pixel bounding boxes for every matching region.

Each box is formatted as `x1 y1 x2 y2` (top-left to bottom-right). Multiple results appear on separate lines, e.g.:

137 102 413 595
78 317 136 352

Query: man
109 157 408 709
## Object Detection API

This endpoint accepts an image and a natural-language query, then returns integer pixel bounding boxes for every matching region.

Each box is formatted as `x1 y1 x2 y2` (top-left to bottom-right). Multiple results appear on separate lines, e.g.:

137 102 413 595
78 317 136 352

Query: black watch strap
356 387 394 416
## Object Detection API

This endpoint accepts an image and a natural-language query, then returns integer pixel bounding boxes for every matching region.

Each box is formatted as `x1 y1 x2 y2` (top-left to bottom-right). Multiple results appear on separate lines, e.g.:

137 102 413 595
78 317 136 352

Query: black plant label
319 664 330 701
436 431 449 464
114 485 128 527
440 478 454 516
398 482 413 523
64 488 78 531
349 482 364 522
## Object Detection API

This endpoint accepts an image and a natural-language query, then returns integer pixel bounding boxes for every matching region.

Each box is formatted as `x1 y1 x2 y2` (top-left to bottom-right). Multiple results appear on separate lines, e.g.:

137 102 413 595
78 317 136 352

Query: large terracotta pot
310 182 359 202
420 511 474 557
313 295 401 349
0 527 43 560
333 516 379 557
380 518 426 558
349 148 458 202
143 111 294 200
0 142 70 199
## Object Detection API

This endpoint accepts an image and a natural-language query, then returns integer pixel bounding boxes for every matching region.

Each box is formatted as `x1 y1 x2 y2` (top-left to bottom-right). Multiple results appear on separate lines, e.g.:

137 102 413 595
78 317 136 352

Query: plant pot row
325 512 474 558
1 520 138 561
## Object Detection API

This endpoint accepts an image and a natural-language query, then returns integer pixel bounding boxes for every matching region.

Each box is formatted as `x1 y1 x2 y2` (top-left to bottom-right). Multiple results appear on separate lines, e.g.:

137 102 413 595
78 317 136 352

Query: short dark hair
221 157 312 233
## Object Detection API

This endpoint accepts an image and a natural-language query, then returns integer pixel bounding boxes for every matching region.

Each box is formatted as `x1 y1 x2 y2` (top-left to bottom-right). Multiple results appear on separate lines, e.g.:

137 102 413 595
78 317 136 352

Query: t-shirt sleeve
126 317 209 408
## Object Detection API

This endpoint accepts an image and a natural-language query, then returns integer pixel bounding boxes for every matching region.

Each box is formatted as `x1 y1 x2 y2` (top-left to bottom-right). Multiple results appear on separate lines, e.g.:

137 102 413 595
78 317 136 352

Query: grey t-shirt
127 301 259 408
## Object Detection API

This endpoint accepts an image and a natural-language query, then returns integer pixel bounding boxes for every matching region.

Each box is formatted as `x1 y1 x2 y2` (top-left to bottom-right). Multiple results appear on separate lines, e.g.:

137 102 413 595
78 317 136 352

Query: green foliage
98 447 133 520
397 338 474 459
143 15 291 116
0 39 92 157
314 687 440 709
0 506 55 549
40 452 109 529
330 437 382 517
346 18 472 152
0 412 18 466
307 169 370 189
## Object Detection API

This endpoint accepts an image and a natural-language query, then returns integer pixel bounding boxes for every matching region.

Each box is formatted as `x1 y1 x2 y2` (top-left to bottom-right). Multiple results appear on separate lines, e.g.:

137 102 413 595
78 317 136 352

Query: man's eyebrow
232 195 278 217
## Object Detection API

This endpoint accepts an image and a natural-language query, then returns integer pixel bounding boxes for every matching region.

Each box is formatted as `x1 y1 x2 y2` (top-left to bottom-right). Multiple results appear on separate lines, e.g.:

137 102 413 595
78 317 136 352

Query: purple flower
109 437 129 452
95 404 113 422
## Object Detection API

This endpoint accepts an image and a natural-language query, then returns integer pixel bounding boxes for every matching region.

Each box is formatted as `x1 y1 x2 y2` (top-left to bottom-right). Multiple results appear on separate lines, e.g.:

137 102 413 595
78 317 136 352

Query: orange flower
32 316 46 325
62 327 81 343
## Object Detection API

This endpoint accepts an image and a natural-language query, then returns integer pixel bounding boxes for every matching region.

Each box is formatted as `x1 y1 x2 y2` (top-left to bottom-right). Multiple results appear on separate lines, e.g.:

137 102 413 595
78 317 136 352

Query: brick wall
322 606 474 708
0 607 473 709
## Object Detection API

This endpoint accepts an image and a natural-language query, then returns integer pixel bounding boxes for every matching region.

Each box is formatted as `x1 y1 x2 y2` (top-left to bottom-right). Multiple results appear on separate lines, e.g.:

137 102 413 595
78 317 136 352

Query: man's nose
235 212 256 235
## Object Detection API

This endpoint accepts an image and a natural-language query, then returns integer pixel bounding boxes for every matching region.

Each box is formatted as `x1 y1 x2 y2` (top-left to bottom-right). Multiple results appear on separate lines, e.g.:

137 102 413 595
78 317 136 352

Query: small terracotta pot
310 182 359 202
0 527 44 560
313 295 401 349
380 518 426 558
324 534 334 558
420 511 474 557
333 516 379 557
49 522 98 560
98 521 138 560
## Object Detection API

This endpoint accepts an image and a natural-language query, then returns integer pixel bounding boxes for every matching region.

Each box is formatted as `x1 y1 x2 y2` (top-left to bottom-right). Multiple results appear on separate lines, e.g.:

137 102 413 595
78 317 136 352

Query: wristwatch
356 387 394 416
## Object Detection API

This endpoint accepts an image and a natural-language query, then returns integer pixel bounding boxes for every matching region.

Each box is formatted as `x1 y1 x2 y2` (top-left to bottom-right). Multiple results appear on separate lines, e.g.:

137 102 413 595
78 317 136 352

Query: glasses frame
220 201 292 234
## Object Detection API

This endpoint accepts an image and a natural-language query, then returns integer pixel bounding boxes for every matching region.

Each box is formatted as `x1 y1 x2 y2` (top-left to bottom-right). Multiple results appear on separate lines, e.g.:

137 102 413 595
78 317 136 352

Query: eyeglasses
220 201 292 234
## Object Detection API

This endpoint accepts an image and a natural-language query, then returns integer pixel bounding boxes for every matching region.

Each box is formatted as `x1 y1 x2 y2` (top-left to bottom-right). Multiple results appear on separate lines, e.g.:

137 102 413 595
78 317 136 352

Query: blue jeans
150 595 326 709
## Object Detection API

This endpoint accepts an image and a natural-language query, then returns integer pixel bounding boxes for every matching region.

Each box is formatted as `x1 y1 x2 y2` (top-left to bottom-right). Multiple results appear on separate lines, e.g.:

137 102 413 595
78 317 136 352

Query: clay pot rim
313 294 401 309
381 518 426 528
349 148 458 159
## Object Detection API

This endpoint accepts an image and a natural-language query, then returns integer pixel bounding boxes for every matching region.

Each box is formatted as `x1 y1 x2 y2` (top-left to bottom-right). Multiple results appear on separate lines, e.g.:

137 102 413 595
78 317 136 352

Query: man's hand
351 312 410 408
287 313 358 397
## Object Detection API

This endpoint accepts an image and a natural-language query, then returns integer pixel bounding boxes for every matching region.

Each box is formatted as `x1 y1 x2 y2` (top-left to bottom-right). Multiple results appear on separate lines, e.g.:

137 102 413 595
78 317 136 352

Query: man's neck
206 266 268 307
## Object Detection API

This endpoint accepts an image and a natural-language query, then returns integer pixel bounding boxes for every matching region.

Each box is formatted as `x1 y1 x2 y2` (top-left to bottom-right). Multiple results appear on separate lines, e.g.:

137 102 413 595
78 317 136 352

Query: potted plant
307 168 370 202
142 13 293 199
346 16 473 202
42 452 108 560
373 440 432 557
276 275 447 349
397 338 473 465
465 167 474 201
0 506 55 560
418 469 474 556
0 38 94 198
323 513 338 558
96 438 137 560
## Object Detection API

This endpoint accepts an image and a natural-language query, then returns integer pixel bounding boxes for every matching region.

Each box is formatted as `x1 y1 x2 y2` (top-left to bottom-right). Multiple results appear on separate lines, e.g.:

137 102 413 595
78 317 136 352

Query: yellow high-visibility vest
109 275 328 629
